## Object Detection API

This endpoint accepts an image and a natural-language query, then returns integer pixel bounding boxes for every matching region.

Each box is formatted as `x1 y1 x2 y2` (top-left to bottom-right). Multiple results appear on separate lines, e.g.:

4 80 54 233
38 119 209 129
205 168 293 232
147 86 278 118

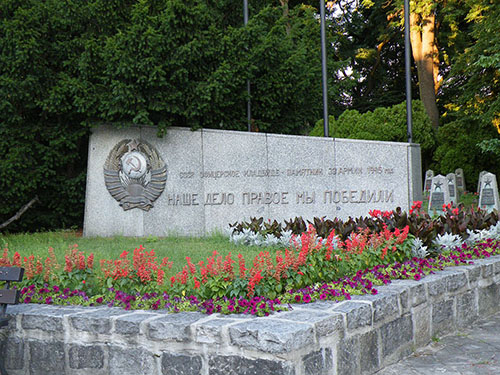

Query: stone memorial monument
428 174 450 216
424 169 434 193
478 172 499 213
455 168 465 193
477 170 487 194
446 173 457 204
84 125 422 237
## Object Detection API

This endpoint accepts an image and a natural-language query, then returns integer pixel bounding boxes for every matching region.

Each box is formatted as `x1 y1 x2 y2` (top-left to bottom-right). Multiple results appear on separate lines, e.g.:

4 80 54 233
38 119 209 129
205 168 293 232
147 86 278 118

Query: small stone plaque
428 174 450 215
477 171 487 194
430 192 445 209
448 185 455 197
455 168 465 192
424 170 434 193
478 172 500 213
480 189 495 206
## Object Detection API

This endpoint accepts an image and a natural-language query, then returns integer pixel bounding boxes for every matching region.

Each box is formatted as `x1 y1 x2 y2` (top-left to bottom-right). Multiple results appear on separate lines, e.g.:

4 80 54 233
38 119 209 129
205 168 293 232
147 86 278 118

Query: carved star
448 177 453 183
434 181 443 190
484 179 492 188
127 139 140 152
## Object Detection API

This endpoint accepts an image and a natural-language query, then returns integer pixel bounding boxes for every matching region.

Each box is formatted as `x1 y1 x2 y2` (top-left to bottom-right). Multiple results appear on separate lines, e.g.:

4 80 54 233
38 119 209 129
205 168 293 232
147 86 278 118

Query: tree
434 0 500 184
407 1 440 129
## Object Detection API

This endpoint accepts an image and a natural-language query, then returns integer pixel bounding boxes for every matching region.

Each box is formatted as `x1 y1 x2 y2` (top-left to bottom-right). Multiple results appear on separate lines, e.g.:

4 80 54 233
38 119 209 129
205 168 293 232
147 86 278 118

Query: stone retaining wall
2 255 500 375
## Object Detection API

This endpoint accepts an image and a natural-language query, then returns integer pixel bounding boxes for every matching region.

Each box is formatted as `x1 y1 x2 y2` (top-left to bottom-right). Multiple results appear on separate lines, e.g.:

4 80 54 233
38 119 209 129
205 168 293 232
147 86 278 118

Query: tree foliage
0 0 351 231
434 0 500 185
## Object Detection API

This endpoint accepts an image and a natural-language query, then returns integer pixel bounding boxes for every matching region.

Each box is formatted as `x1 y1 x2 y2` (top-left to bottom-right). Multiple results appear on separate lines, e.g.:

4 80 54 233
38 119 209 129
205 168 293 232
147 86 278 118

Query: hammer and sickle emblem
126 155 142 173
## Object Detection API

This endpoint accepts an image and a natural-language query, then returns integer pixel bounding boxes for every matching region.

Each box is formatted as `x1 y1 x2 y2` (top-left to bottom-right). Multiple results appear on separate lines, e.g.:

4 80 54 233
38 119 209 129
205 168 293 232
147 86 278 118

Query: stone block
371 293 400 323
228 318 314 353
278 309 344 339
445 269 468 293
302 348 333 375
331 301 372 331
412 304 431 347
454 265 480 286
114 312 158 335
431 298 455 336
336 335 360 375
380 315 413 359
456 291 478 327
70 308 125 334
162 352 203 375
21 306 77 332
69 344 105 369
424 273 449 299
2 336 24 370
29 340 65 375
109 346 156 375
208 355 295 375
359 330 380 373
478 283 500 316
194 317 238 345
147 312 205 342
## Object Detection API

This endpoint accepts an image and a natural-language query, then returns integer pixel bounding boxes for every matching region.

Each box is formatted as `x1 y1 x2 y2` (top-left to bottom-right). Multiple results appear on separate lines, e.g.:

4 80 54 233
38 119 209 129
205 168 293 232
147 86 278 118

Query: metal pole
320 0 329 137
244 0 251 131
404 0 413 143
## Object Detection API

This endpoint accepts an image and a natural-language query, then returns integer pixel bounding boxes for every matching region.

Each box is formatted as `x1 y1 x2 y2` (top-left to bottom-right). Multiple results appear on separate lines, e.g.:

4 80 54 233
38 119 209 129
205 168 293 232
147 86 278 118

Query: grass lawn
0 230 278 274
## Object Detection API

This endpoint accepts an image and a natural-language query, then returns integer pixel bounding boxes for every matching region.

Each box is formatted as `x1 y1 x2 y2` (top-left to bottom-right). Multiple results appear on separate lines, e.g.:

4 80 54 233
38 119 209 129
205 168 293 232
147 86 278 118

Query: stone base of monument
3 256 500 375
84 125 422 237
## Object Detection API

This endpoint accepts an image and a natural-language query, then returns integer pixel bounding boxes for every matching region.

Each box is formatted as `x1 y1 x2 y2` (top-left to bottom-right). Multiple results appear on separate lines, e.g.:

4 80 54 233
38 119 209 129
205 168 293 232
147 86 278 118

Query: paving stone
374 311 500 375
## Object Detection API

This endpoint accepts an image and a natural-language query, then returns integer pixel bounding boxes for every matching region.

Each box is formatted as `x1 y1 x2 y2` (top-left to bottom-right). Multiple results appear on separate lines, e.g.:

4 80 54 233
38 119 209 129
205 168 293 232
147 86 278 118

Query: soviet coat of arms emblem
104 139 167 211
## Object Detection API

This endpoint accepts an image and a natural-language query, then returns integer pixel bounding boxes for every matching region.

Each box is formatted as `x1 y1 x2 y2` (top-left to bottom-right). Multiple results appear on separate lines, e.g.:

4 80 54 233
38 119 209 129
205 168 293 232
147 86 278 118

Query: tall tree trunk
280 0 291 35
409 12 440 129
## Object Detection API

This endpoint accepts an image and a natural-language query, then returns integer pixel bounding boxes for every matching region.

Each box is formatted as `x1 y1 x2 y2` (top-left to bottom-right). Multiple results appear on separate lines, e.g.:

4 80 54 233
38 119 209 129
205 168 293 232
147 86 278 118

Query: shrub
309 100 436 169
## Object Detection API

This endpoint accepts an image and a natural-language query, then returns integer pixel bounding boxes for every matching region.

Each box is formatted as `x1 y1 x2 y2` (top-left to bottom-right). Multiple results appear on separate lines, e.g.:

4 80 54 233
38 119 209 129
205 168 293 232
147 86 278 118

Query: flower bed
1 203 499 317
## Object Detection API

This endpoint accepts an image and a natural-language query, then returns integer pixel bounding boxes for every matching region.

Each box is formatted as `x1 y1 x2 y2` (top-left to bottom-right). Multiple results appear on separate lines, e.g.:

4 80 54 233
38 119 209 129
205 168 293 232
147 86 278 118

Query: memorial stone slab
84 125 422 236
477 170 488 195
478 172 500 213
455 168 465 193
428 174 450 215
424 169 434 193
446 173 457 204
